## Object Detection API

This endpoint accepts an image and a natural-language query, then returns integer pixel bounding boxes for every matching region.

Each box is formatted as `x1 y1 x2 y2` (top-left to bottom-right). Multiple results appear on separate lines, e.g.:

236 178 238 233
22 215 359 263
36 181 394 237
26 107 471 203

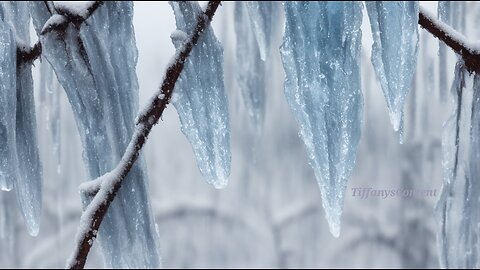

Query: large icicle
30 2 160 267
234 2 266 135
0 11 17 192
436 62 480 268
1 2 43 236
170 1 231 189
366 2 419 134
280 2 363 237
245 2 281 61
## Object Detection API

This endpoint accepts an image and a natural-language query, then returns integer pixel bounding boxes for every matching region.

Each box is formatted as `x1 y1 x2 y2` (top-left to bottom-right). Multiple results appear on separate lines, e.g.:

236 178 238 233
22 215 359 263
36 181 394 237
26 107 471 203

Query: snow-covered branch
66 1 222 269
419 6 480 73
17 1 104 64
16 41 42 65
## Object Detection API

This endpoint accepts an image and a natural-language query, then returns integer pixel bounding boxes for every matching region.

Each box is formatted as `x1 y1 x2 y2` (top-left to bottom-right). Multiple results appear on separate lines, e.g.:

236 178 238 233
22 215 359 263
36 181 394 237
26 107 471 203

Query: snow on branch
16 41 42 65
16 1 104 65
419 6 480 73
66 2 222 269
41 1 104 34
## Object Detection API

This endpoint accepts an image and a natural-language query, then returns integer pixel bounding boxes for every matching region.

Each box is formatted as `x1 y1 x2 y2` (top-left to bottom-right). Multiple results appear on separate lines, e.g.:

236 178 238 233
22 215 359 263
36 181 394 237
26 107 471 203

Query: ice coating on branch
366 1 419 133
30 2 160 267
280 1 363 237
170 1 231 189
245 2 281 61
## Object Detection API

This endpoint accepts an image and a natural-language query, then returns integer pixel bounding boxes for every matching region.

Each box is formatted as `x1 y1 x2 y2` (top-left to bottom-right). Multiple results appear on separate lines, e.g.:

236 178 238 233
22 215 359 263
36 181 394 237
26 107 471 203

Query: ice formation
280 1 363 237
170 1 231 189
366 1 419 134
30 2 160 267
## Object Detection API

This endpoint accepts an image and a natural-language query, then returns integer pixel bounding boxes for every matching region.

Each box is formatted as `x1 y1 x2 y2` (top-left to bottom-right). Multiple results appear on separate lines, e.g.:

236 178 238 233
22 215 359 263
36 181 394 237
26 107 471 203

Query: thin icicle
234 2 266 136
366 1 419 135
245 1 281 61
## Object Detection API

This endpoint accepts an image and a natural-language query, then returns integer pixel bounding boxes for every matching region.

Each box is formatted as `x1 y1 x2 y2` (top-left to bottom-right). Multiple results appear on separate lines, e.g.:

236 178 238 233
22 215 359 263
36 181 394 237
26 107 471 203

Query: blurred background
0 1 474 268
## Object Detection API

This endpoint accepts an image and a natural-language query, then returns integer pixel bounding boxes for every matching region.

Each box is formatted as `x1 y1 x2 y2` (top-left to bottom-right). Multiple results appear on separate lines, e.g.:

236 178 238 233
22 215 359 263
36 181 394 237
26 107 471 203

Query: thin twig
418 6 480 73
66 2 222 269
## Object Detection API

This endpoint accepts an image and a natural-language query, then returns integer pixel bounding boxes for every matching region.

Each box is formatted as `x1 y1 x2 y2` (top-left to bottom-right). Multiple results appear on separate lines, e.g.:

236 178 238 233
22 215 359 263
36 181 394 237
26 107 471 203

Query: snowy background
0 1 472 268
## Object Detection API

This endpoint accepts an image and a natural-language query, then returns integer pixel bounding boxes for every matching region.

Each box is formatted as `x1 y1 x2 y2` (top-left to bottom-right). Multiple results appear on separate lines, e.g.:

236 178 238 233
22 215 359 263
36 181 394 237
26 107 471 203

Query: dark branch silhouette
418 7 480 73
66 2 222 269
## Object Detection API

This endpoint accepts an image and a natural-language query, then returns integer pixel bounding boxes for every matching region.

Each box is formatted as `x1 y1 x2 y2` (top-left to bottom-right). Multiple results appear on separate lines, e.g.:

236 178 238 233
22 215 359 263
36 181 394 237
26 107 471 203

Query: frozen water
280 1 363 237
366 1 419 133
170 1 231 189
30 1 161 267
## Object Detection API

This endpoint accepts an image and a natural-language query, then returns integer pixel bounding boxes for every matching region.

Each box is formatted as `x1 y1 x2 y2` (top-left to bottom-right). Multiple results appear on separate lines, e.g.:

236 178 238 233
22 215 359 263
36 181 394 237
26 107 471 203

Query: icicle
234 2 266 136
436 61 480 268
245 2 281 61
170 1 231 189
280 2 363 237
0 2 43 236
39 61 61 174
30 2 161 267
0 13 17 192
366 1 419 135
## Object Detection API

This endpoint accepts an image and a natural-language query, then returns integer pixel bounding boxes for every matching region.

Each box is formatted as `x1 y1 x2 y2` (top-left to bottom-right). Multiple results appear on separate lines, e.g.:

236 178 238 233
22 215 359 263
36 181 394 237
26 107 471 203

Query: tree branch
17 41 42 65
16 1 104 65
418 6 480 73
66 1 222 269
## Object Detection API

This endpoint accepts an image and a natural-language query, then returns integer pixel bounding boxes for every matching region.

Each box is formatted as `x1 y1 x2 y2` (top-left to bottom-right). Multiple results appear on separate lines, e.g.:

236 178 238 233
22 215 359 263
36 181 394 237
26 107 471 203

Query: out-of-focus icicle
234 2 266 136
170 1 231 189
39 62 61 174
436 61 480 268
366 2 419 136
245 2 281 61
280 1 363 237
1 2 43 236
30 2 161 267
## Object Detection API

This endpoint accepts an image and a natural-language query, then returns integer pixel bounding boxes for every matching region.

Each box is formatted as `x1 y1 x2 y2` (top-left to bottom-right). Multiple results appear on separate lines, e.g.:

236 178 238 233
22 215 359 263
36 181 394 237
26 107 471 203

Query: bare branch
66 2 222 269
418 6 480 73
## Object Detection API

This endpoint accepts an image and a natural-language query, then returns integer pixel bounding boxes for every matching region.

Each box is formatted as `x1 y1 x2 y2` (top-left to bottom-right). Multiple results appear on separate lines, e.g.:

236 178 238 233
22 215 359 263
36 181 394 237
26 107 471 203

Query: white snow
41 14 67 34
53 1 96 19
